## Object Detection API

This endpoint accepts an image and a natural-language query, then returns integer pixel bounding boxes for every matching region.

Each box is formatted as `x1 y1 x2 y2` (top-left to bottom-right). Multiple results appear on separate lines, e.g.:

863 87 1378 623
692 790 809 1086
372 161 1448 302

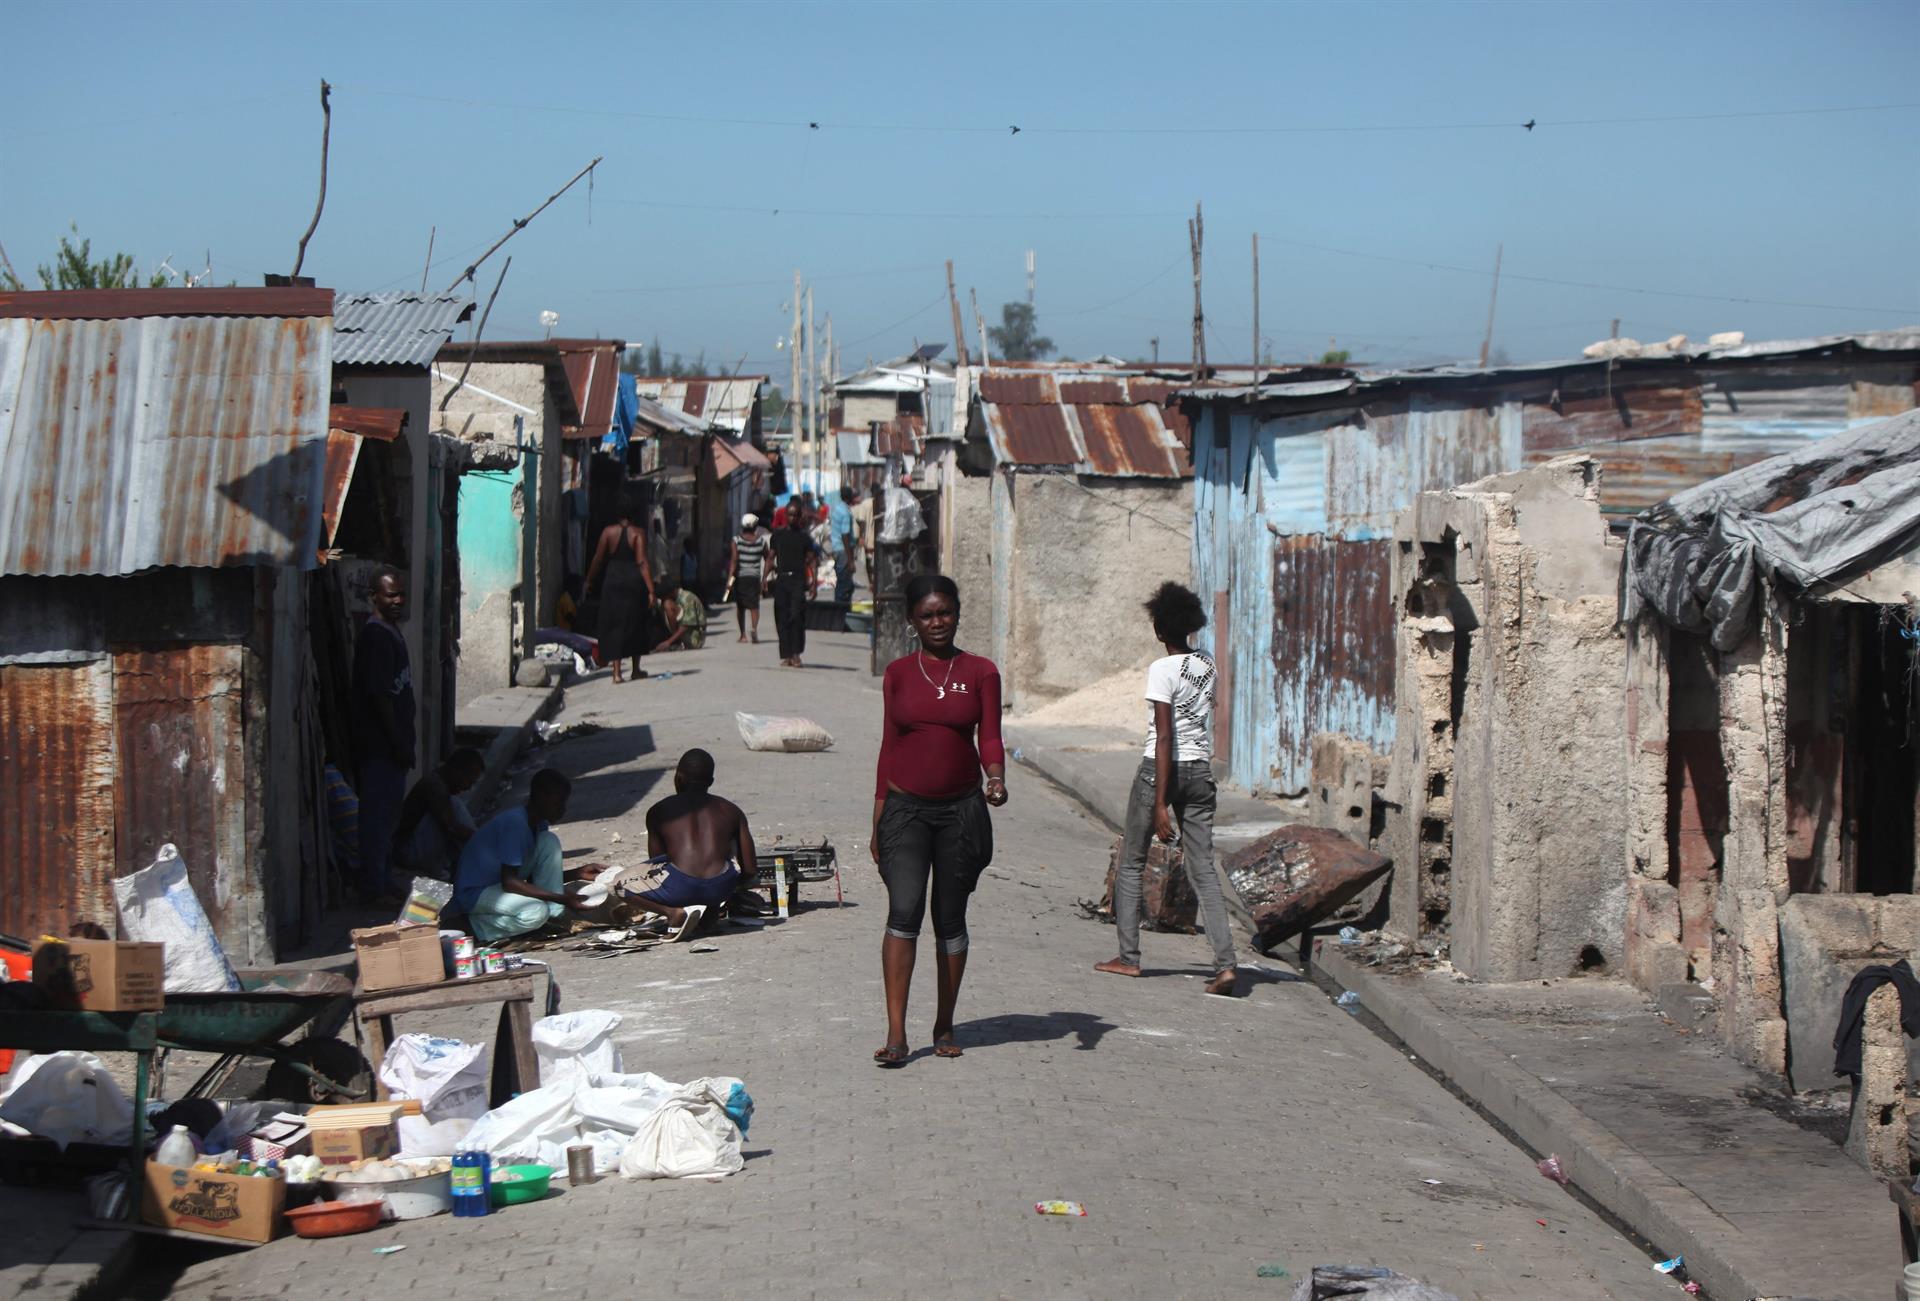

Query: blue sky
4 0 1916 373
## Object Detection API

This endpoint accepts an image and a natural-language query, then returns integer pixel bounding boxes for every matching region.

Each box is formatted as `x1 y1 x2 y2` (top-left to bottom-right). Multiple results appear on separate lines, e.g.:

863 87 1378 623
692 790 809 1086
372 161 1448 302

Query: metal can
484 949 506 975
566 1144 596 1187
454 954 475 979
452 935 476 961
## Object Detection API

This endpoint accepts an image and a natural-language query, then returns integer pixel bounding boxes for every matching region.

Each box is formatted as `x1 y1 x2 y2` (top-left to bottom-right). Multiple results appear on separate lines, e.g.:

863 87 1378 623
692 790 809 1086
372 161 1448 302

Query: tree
1320 348 1352 365
620 339 707 378
0 224 168 291
987 302 1054 362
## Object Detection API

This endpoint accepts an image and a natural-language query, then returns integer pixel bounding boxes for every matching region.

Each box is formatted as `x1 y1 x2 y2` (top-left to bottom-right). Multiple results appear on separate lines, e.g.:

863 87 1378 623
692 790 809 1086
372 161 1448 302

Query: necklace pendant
936 687 946 700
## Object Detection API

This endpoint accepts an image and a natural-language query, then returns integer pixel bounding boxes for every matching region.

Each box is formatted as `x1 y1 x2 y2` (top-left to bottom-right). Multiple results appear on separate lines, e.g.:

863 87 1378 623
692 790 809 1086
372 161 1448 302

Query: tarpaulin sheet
1622 409 1920 649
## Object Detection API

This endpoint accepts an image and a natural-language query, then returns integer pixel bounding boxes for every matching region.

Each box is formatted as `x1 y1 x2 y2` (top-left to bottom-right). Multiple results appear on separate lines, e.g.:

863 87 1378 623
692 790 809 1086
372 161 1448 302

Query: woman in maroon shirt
870 574 1008 1066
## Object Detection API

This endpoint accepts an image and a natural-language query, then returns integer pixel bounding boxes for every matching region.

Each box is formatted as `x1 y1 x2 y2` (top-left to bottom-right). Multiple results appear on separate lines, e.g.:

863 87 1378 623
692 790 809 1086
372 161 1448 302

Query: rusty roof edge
0 287 334 320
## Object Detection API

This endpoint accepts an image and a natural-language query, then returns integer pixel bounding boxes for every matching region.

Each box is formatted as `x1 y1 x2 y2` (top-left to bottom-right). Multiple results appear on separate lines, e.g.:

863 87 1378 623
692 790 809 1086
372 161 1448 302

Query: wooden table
354 970 540 1107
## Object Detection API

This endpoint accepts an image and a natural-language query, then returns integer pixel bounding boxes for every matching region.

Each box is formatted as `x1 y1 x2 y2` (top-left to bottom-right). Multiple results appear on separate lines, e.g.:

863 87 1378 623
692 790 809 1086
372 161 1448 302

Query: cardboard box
306 1101 407 1165
351 923 444 993
60 940 166 1012
239 1116 311 1163
142 1161 286 1243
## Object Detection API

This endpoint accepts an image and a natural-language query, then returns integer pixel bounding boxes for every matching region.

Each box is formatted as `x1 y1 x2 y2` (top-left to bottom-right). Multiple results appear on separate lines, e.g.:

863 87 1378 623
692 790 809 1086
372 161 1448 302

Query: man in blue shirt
829 486 857 605
454 769 594 942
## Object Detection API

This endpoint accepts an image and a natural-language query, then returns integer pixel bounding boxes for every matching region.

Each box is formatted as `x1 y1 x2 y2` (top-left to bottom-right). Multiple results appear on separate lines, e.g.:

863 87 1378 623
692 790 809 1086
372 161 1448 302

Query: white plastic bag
0 1052 133 1149
459 1082 577 1168
113 843 241 993
379 1034 490 1156
877 486 924 544
617 1080 745 1180
531 1010 623 1089
734 712 835 753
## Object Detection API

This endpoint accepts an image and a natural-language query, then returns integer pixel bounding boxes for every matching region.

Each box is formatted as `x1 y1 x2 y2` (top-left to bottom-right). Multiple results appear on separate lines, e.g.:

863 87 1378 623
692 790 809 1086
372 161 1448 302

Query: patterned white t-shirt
1141 651 1215 763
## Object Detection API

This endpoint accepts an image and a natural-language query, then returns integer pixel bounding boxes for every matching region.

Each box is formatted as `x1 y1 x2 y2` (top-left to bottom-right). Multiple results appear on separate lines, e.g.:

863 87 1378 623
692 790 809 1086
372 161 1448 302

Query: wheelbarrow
156 967 370 1103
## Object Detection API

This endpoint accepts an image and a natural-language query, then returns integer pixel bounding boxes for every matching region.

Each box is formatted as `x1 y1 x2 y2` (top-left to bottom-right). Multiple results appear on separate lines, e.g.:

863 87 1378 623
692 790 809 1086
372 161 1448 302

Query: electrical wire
841 291 949 348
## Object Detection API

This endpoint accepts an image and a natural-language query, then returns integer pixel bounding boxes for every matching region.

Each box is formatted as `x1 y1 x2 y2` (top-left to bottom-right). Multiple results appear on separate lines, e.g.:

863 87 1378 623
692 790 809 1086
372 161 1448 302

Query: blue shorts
634 857 740 909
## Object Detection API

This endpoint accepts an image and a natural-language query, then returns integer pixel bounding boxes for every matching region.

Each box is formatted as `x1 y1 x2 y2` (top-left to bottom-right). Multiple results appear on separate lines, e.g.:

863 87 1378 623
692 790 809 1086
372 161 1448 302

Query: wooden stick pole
1479 242 1504 368
290 80 332 278
445 156 602 294
1251 232 1261 370
946 260 971 368
1189 202 1206 380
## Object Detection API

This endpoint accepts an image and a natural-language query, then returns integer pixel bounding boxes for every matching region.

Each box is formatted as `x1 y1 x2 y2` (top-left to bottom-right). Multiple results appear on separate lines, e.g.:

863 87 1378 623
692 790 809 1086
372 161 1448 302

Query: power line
595 196 1175 222
842 290 949 348
588 262 945 295
1050 254 1186 318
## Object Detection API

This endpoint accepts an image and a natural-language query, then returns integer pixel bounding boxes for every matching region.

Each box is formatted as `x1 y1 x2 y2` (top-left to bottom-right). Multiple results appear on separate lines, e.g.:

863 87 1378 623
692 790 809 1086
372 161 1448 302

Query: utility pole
1251 232 1261 371
823 312 834 484
805 284 817 495
971 287 991 367
946 260 970 368
1189 202 1206 381
1478 241 1504 368
1150 337 1159 365
1025 249 1035 308
790 271 803 488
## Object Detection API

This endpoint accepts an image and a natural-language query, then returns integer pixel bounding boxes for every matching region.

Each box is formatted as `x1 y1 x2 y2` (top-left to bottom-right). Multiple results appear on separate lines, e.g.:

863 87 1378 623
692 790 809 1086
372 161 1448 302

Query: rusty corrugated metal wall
0 661 116 938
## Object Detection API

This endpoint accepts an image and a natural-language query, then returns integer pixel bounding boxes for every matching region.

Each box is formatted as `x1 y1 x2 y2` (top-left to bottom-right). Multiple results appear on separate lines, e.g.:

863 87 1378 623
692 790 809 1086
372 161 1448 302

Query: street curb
1005 728 1127 832
1315 947 1762 1301
458 683 564 815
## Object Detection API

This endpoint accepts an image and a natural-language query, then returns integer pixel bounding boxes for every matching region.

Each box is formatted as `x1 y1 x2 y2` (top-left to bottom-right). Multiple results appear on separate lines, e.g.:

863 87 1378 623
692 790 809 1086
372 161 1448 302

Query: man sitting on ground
392 747 485 880
652 573 707 653
453 768 597 942
616 749 757 941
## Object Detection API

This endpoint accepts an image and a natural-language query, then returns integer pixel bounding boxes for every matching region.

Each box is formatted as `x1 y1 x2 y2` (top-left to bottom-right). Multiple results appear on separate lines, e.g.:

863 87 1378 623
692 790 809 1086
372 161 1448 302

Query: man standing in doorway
830 485 858 605
768 507 819 668
352 567 415 905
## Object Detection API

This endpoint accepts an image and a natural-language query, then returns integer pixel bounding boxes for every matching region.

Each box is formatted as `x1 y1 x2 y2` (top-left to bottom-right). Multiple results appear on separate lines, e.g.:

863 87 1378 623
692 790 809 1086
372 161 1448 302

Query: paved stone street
176 623 1673 1300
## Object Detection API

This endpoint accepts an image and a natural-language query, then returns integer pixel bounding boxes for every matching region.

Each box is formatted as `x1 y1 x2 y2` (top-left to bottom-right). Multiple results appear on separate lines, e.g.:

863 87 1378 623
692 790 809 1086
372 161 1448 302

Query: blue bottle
452 1151 491 1217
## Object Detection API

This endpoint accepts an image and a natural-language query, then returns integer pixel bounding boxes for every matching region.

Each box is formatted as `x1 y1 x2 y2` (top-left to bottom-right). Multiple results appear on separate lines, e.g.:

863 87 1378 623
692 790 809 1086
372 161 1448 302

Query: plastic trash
1256 1263 1290 1278
373 1245 408 1255
1536 1155 1570 1185
1338 926 1363 945
1681 1285 1700 1296
735 711 835 753
1035 1200 1087 1216
155 1124 199 1166
1335 991 1361 1013
1289 1266 1459 1301
1011 748 1025 762
1652 1257 1683 1274
113 844 241 992
0 1051 134 1149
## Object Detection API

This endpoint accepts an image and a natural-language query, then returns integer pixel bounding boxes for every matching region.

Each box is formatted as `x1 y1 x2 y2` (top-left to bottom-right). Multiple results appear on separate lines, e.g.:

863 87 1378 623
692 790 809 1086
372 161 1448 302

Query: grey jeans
1113 757 1236 972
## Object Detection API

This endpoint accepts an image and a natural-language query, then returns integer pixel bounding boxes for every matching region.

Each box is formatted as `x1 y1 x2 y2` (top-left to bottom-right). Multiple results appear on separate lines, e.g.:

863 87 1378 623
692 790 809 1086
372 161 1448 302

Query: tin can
484 949 506 975
452 935 476 961
566 1145 596 1187
454 954 475 979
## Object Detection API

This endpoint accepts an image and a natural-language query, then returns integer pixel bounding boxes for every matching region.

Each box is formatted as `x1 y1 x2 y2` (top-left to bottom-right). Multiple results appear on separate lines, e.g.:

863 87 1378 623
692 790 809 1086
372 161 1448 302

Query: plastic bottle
452 1150 492 1217
155 1124 197 1167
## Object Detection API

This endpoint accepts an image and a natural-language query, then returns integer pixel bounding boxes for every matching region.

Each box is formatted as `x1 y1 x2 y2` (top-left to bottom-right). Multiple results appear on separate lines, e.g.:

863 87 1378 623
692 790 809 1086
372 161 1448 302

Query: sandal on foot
1204 968 1238 997
1094 958 1142 977
873 1044 908 1068
932 1037 963 1059
667 904 707 942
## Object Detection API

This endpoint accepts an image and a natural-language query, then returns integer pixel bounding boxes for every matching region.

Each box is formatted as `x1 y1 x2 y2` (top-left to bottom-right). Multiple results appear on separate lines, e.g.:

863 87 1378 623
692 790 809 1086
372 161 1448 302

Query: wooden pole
971 287 991 367
824 312 834 483
444 156 602 294
1478 241 1504 368
0 238 22 290
420 226 436 294
1189 202 1206 380
790 272 803 491
437 256 512 413
1251 232 1261 371
290 80 332 278
946 260 971 368
805 285 817 495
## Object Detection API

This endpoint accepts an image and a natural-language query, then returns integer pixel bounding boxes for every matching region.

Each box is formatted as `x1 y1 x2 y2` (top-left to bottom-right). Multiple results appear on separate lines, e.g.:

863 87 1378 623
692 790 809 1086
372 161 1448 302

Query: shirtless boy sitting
618 749 757 941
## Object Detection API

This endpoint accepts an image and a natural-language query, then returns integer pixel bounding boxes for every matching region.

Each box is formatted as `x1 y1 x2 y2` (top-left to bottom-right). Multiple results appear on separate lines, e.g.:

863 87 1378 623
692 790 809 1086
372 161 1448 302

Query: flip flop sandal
932 1038 963 1059
667 904 707 942
873 1044 908 1068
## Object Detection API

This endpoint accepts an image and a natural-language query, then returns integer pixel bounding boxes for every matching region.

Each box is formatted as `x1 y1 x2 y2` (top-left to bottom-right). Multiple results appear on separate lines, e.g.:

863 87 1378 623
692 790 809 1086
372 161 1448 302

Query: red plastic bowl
285 1198 384 1238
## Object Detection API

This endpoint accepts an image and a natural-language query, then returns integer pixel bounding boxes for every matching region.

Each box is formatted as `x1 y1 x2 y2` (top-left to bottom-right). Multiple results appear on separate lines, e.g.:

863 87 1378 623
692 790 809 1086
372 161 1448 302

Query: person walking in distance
767 506 819 668
585 496 657 683
870 575 1007 1066
351 567 415 905
830 485 859 604
729 513 769 644
1096 583 1237 996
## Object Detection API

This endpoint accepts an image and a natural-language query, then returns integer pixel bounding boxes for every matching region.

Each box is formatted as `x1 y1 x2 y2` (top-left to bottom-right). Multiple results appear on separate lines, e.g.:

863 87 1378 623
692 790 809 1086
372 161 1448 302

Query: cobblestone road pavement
178 626 1670 1300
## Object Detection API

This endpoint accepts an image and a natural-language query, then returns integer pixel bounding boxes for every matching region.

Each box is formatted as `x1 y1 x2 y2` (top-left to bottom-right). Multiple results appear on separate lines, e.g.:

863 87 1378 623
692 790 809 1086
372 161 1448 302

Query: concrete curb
456 683 564 815
1315 947 1761 1301
1005 727 1127 831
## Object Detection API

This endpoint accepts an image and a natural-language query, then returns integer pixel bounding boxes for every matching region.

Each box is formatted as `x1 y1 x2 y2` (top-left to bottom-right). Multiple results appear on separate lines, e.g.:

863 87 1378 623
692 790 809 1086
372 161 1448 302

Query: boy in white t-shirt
1094 582 1238 995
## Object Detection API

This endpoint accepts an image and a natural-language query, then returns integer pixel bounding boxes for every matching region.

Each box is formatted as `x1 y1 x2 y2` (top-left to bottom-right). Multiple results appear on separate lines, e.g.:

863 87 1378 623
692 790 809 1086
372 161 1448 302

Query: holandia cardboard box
143 1161 286 1244
63 940 166 1012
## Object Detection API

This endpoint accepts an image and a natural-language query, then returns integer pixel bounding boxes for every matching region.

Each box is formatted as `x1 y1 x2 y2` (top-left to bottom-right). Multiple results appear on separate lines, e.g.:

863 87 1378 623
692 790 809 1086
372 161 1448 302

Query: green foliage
2 224 168 291
620 338 706 377
1319 348 1352 365
987 302 1054 362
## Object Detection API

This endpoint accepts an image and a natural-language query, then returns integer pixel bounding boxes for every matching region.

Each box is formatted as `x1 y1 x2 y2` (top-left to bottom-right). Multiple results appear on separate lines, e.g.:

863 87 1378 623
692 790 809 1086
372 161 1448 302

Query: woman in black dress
585 499 657 683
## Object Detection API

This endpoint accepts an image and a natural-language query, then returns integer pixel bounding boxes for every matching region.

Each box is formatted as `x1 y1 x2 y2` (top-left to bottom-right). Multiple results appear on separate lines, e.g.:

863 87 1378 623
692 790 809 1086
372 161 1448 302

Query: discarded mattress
1222 824 1391 954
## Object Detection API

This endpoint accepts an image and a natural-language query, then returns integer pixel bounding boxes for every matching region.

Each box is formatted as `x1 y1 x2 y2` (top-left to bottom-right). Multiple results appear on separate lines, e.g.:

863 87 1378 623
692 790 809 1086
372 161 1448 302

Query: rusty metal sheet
0 287 332 321
1270 536 1394 795
1522 384 1703 453
0 661 117 938
329 405 407 441
985 401 1079 465
0 309 330 577
681 380 710 417
320 429 363 546
1074 403 1186 478
113 644 251 945
558 343 620 439
872 413 925 458
1058 377 1128 404
978 372 1058 405
630 376 765 434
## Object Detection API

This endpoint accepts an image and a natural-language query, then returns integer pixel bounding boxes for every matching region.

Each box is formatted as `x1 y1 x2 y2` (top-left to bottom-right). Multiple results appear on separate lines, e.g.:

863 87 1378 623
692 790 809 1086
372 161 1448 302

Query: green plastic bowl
488 1163 554 1207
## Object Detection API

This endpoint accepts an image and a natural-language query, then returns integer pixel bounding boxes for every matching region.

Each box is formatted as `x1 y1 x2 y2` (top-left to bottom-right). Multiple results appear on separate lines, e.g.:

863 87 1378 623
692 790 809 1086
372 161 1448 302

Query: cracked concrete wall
1385 456 1630 979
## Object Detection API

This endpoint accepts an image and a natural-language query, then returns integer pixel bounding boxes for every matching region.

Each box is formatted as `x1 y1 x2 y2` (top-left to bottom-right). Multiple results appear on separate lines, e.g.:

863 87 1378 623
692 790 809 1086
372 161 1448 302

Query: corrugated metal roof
557 342 620 440
872 413 925 459
631 375 766 434
836 429 884 466
632 394 710 437
0 307 331 576
0 287 332 321
983 400 1080 466
976 368 1193 477
710 434 772 479
329 405 407 440
332 292 474 367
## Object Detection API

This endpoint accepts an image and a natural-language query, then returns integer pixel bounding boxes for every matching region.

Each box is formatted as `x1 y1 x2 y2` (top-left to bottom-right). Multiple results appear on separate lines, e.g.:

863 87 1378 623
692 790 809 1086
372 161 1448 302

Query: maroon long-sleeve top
875 651 1006 799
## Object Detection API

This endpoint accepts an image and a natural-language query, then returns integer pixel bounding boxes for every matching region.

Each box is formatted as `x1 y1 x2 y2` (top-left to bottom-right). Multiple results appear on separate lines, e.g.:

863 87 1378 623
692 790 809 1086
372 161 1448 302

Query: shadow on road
565 766 668 822
956 1010 1115 1052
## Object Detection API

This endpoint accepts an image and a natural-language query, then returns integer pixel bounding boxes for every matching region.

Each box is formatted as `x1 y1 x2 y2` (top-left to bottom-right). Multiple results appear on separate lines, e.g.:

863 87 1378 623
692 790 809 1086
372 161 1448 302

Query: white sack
575 1071 679 1133
396 1114 475 1158
113 843 241 992
531 1011 622 1089
735 712 834 753
458 1082 578 1169
0 1052 133 1150
378 1034 490 1121
617 1080 744 1180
